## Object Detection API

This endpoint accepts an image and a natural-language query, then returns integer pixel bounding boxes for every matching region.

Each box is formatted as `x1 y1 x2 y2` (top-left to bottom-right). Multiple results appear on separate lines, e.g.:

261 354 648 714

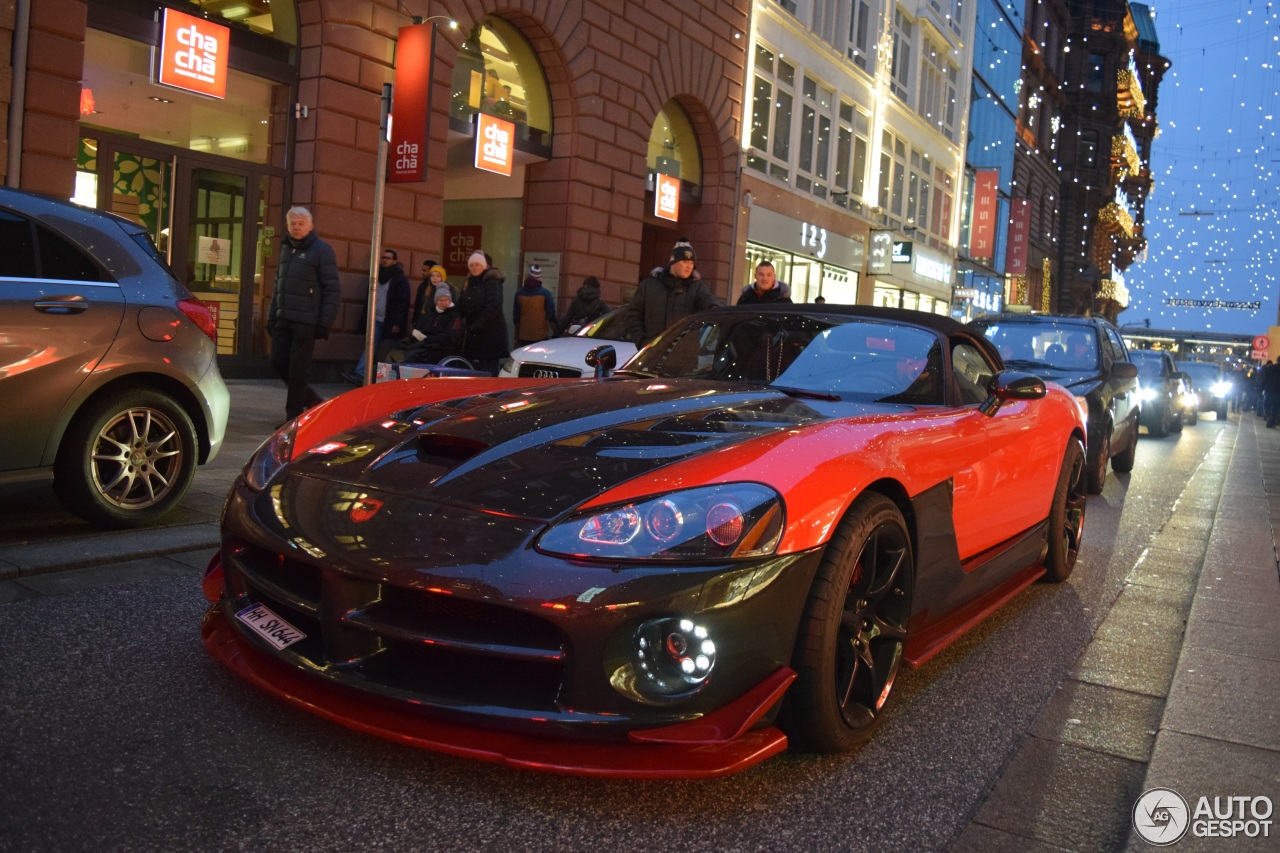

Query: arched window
450 20 552 151
647 101 701 187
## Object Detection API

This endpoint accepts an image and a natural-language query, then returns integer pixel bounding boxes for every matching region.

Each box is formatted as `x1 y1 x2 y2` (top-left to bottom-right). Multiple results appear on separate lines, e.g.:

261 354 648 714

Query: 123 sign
801 223 827 258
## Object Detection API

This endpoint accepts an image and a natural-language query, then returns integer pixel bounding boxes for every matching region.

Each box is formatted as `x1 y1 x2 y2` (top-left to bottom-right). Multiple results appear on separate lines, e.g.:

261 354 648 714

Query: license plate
235 603 306 650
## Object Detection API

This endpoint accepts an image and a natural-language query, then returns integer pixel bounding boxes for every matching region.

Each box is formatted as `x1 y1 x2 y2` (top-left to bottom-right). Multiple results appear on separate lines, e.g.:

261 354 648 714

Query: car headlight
538 483 784 561
243 421 297 491
1137 387 1158 402
1212 381 1232 397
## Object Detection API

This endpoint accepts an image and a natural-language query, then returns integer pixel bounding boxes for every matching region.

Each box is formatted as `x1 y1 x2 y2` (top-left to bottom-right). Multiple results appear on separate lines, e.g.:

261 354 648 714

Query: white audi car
499 307 638 379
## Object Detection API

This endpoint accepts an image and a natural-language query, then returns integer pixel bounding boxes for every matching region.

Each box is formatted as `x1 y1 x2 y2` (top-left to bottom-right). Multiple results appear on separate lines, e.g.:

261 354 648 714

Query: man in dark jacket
559 275 608 333
349 247 410 384
737 260 792 305
268 206 341 421
1264 357 1280 427
623 238 720 345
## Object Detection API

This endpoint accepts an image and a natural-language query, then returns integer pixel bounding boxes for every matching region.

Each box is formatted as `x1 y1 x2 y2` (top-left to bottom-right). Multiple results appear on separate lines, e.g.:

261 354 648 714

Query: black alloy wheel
1042 439 1087 583
782 493 913 753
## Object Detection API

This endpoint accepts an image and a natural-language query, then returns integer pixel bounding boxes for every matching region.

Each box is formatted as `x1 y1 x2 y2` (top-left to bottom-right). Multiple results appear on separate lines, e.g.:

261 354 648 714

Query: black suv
969 312 1139 493
1129 350 1185 437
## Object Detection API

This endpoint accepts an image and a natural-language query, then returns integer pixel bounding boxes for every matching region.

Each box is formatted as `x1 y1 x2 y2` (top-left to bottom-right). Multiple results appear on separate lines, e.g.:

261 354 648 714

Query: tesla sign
156 8 229 100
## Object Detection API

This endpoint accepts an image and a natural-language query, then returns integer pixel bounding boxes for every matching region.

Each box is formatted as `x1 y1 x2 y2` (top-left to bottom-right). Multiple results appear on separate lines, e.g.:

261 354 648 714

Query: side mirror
1111 361 1139 380
980 370 1046 416
585 345 617 379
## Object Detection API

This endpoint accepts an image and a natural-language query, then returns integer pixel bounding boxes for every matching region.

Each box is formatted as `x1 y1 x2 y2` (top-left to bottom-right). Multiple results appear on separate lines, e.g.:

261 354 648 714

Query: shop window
80 29 285 166
450 20 552 152
191 0 298 44
647 102 702 186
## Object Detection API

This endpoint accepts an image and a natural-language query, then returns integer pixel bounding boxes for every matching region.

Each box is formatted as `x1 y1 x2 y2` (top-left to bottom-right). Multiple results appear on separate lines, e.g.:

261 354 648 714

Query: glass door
185 169 247 356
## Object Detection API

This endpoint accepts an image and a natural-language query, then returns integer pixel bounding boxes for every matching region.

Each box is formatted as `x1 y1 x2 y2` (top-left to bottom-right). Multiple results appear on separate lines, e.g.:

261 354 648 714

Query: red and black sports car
202 305 1087 779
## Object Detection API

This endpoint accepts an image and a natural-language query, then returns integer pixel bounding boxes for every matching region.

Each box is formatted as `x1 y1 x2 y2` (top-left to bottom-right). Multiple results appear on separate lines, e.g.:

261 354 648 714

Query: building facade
2 0 749 371
737 0 974 313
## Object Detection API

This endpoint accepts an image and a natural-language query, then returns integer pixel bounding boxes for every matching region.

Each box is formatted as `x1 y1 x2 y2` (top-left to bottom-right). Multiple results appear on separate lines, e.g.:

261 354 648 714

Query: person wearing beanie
737 260 792 305
623 236 721 345
412 261 447 326
559 275 609 334
458 252 509 375
389 283 465 365
513 267 557 346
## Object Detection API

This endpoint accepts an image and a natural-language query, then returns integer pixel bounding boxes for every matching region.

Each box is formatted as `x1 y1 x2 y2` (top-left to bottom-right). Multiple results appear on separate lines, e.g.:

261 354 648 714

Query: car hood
501 336 639 374
275 378 899 521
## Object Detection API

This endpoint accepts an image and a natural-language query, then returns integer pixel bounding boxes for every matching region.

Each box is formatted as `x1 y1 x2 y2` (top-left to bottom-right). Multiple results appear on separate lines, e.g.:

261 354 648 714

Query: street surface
0 395 1243 851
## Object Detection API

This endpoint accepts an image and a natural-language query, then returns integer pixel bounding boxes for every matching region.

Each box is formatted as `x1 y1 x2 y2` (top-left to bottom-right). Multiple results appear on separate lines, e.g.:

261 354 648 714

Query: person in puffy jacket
267 206 341 421
513 264 557 346
387 285 465 365
559 276 609 334
737 260 792 305
623 237 720 345
457 251 509 375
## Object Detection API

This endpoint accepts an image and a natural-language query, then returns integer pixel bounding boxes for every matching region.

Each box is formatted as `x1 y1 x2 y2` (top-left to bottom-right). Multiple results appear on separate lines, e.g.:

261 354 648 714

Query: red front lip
200 554 795 779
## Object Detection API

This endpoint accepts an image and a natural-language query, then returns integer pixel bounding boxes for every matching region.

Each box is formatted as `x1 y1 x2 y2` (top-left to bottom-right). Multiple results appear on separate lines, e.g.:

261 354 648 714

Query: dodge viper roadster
202 305 1088 779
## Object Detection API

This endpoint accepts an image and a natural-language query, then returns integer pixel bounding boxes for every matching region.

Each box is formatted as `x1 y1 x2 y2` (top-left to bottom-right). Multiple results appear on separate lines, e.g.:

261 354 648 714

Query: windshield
973 320 1097 371
575 307 631 341
1176 361 1222 388
625 313 946 404
1128 350 1167 380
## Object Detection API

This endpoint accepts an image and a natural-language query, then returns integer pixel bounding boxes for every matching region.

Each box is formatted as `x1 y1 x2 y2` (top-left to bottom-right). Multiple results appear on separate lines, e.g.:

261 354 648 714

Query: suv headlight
538 483 784 561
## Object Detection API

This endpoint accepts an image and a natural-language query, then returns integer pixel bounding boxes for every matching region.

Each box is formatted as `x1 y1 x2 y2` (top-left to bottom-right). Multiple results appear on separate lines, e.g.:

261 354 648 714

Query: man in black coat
737 260 792 305
623 238 720 345
268 206 341 421
1264 357 1280 427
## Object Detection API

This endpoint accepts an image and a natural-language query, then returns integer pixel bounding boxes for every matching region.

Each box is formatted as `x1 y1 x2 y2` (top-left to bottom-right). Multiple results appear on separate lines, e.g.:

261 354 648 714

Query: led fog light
633 616 716 698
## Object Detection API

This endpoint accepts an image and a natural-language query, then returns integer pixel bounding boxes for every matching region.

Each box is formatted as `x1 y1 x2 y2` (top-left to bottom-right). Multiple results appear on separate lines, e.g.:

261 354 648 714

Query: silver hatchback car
0 187 229 527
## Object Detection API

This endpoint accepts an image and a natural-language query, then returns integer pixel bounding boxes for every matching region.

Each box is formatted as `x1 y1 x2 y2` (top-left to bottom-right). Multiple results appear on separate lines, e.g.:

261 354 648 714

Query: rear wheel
782 493 913 753
54 390 198 528
1042 440 1087 583
1147 404 1168 438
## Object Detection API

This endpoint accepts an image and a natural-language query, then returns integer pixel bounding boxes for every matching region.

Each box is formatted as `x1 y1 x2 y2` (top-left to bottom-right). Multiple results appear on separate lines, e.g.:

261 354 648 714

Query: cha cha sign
475 114 515 176
155 7 229 100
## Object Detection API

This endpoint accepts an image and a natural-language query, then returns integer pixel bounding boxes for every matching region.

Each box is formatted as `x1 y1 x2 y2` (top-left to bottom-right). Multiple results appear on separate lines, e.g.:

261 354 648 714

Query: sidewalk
955 413 1280 851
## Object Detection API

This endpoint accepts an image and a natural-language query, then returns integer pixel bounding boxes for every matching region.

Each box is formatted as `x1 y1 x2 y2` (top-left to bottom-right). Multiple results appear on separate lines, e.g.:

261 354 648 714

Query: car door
1103 325 1138 441
947 340 1057 558
0 207 125 472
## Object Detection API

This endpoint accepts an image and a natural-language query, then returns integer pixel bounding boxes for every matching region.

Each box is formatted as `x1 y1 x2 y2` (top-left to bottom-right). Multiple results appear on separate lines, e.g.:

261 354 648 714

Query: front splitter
201 606 793 780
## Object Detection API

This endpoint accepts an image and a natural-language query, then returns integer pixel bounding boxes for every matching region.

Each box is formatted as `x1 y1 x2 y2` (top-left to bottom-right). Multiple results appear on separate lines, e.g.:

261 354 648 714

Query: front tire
1111 424 1138 473
54 390 198 528
782 493 913 753
1042 440 1087 583
1086 426 1110 494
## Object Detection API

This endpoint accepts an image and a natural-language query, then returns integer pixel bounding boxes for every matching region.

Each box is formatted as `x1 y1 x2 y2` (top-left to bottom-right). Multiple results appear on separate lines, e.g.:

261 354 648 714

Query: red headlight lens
705 502 744 546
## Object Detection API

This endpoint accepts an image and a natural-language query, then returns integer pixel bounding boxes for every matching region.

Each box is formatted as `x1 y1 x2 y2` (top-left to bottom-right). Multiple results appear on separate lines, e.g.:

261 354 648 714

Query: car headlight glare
243 421 296 491
1212 381 1232 396
1137 387 1158 402
539 483 783 561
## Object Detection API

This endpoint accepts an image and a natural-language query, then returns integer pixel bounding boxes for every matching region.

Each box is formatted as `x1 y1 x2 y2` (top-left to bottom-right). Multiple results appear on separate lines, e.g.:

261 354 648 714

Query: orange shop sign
654 173 680 222
475 114 515 176
156 7 229 100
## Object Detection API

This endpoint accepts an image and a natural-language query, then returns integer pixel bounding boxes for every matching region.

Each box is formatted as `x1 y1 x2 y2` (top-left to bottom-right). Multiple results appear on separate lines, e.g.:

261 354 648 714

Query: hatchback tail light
178 297 218 342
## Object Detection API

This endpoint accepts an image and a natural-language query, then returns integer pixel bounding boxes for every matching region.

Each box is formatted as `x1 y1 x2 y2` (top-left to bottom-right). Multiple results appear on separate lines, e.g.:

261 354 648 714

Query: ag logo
1134 787 1190 845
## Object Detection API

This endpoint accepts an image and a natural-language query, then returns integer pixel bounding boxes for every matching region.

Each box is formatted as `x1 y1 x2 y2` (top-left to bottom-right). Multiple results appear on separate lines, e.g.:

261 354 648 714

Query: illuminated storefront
743 206 863 304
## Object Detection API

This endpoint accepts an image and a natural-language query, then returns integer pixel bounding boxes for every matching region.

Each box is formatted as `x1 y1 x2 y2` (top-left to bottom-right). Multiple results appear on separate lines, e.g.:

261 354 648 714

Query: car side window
0 210 38 278
38 223 103 281
952 342 996 406
1103 327 1127 369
